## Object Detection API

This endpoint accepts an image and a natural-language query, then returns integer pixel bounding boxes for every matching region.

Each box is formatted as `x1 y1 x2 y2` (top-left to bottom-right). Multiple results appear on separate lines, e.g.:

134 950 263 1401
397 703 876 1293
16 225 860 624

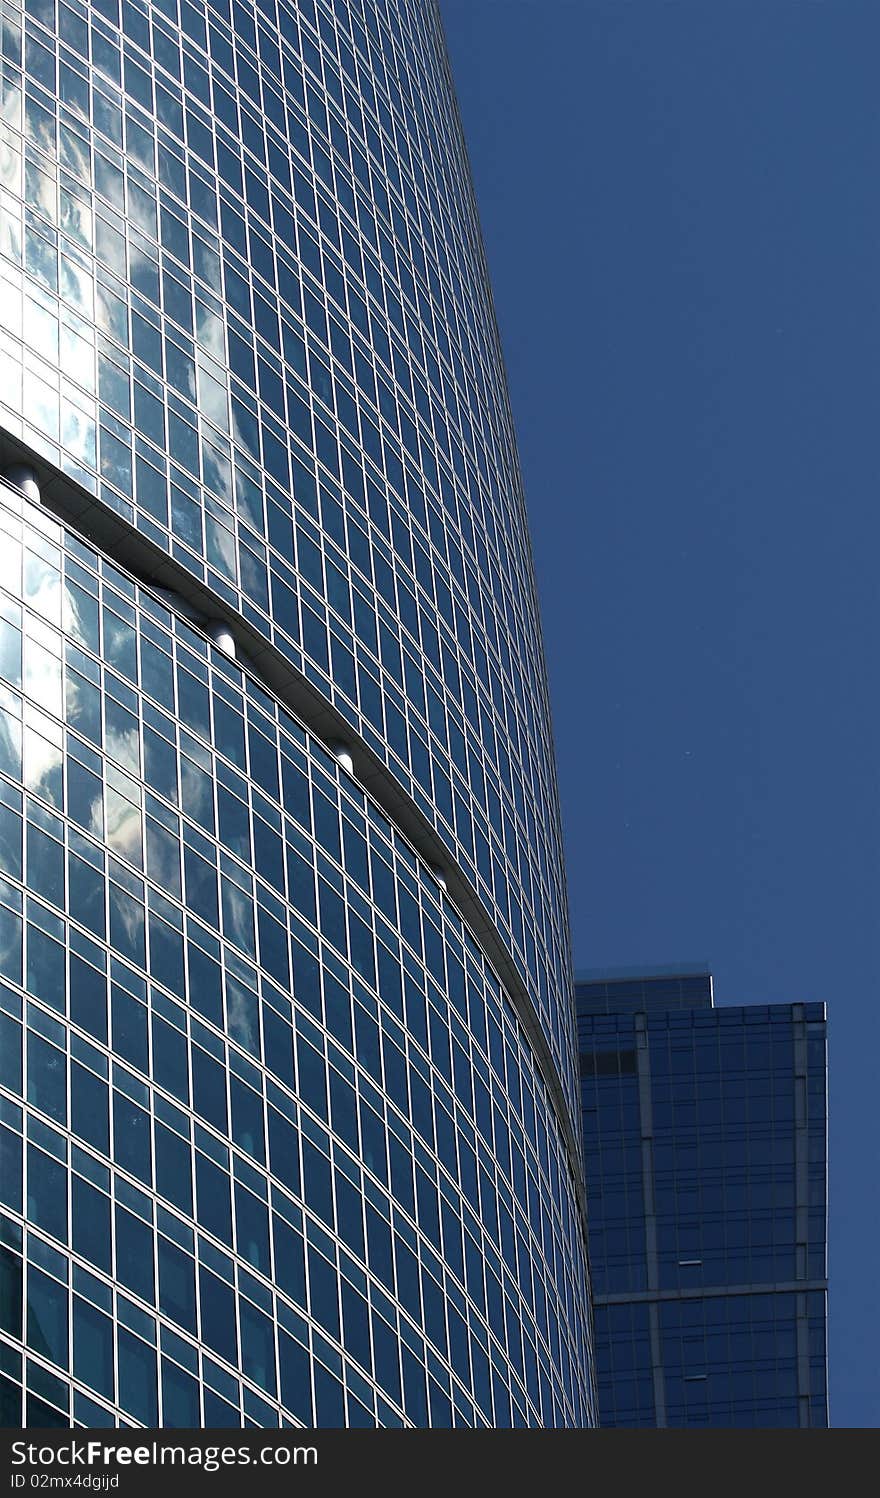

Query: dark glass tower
577 971 828 1427
0 0 594 1426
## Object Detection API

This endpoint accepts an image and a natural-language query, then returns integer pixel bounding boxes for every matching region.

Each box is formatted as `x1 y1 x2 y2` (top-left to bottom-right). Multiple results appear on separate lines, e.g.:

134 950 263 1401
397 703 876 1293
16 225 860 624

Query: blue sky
441 0 879 1428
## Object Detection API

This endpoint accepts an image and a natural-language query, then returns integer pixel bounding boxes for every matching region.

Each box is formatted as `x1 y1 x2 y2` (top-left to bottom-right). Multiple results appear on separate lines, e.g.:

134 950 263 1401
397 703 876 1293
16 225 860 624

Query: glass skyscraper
577 970 828 1427
0 0 595 1427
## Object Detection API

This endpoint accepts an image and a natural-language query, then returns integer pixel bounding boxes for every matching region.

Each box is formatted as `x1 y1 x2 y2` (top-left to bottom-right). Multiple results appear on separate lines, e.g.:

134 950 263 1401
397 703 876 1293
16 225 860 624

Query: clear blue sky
441 0 879 1428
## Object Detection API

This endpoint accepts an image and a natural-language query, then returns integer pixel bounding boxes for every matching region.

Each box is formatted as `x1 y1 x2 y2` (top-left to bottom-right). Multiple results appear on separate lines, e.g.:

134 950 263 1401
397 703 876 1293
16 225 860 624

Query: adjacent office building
577 971 828 1427
0 0 595 1425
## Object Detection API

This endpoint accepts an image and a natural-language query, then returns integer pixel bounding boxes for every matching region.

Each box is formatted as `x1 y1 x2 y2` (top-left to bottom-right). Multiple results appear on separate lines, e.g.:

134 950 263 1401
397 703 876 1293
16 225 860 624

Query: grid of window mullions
1 0 594 1426
32 0 548 731
3 826 581 1342
12 958 561 1340
0 495 591 1426
3 1103 545 1428
0 495 581 1238
0 275 572 1108
1 458 563 1114
3 2 572 1078
580 999 826 1426
15 165 542 820
6 922 581 1378
1 1222 400 1427
6 674 560 1270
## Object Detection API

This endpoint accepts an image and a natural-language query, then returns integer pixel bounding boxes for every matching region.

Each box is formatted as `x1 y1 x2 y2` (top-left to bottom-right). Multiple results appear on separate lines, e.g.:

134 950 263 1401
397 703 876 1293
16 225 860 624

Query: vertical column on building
792 1003 813 1428
634 1012 666 1427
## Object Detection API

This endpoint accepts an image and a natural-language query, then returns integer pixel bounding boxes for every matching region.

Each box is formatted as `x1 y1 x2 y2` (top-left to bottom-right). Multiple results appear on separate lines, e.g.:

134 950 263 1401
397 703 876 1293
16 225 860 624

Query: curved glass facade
0 0 594 1428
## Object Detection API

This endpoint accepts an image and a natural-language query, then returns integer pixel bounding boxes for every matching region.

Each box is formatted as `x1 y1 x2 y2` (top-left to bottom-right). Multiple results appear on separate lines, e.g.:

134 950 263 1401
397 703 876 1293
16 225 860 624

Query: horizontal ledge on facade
595 1280 828 1306
0 427 588 1232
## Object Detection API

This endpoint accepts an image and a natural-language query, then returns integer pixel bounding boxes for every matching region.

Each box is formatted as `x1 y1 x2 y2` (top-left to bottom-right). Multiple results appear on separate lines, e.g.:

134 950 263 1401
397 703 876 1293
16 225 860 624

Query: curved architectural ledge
0 429 588 1229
